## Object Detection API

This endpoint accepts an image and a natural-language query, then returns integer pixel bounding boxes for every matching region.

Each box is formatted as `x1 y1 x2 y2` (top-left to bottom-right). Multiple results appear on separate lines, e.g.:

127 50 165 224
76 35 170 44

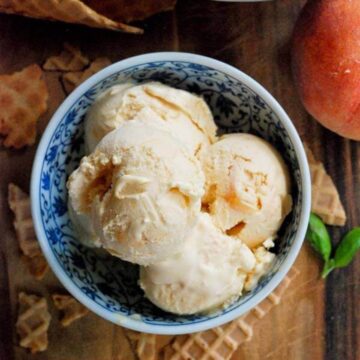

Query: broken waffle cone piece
22 255 49 280
16 292 51 353
164 267 299 360
137 334 157 360
62 57 111 93
125 330 157 360
0 0 142 33
8 183 41 258
8 183 49 278
304 144 346 226
43 43 90 72
0 64 48 148
82 0 177 23
52 294 89 327
114 327 137 360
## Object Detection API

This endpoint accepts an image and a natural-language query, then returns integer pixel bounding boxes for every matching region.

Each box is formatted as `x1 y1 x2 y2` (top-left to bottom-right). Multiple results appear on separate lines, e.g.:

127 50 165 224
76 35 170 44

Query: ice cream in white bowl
68 121 205 266
31 52 311 335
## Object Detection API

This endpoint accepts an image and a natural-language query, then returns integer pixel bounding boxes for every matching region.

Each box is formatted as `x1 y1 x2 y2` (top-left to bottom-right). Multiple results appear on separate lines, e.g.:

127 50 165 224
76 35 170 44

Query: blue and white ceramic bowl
31 52 311 335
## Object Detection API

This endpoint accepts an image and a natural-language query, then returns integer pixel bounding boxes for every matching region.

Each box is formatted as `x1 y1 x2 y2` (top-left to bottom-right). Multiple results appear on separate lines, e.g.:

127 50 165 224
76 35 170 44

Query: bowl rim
31 51 311 335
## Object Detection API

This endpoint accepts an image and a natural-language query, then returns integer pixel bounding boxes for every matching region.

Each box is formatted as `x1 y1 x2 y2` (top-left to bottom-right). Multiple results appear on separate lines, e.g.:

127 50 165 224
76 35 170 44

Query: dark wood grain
0 1 359 359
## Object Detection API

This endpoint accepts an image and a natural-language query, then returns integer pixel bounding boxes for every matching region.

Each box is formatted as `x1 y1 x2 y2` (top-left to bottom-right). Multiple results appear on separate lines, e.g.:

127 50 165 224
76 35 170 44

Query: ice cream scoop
85 82 217 155
68 121 205 265
140 213 256 315
84 83 133 152
202 133 292 248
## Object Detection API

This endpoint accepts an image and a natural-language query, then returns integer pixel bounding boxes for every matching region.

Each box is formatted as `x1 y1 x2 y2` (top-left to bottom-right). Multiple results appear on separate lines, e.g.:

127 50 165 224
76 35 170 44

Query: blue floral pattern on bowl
37 61 302 326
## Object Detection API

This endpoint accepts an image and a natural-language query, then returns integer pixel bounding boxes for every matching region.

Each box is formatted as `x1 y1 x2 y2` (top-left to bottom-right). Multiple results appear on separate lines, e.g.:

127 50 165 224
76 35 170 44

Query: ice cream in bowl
31 52 311 334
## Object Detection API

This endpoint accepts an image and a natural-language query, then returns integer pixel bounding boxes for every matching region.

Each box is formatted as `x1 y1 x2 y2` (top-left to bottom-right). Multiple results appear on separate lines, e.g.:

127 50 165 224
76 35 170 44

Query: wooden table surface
0 1 359 359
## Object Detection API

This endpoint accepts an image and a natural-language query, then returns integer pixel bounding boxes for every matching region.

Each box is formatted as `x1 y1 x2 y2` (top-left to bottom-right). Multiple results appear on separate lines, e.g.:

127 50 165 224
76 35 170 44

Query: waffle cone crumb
62 57 111 93
304 144 346 226
52 294 89 327
8 183 49 279
16 292 51 353
0 64 48 148
44 43 90 72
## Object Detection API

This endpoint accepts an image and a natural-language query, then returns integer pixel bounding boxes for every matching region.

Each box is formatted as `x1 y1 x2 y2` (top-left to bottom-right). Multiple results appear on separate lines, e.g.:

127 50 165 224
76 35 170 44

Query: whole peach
291 0 360 140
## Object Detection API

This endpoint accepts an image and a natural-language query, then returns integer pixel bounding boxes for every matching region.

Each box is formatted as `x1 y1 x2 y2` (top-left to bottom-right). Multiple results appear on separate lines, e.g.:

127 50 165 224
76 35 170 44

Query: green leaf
321 259 335 278
306 213 332 262
333 227 360 268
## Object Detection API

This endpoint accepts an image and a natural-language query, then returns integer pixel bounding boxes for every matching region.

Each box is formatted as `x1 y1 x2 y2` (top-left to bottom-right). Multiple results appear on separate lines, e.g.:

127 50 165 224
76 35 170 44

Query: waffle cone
164 267 299 360
0 64 48 148
304 144 346 226
22 255 49 280
126 330 157 360
8 183 41 257
115 328 137 360
82 0 176 23
0 0 142 33
8 183 49 278
62 57 111 93
52 294 89 327
16 292 51 353
43 43 90 72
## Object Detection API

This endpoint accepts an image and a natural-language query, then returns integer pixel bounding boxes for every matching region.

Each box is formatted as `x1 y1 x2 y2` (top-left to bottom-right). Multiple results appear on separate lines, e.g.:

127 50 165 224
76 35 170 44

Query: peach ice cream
85 82 217 155
202 133 292 248
68 122 204 265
